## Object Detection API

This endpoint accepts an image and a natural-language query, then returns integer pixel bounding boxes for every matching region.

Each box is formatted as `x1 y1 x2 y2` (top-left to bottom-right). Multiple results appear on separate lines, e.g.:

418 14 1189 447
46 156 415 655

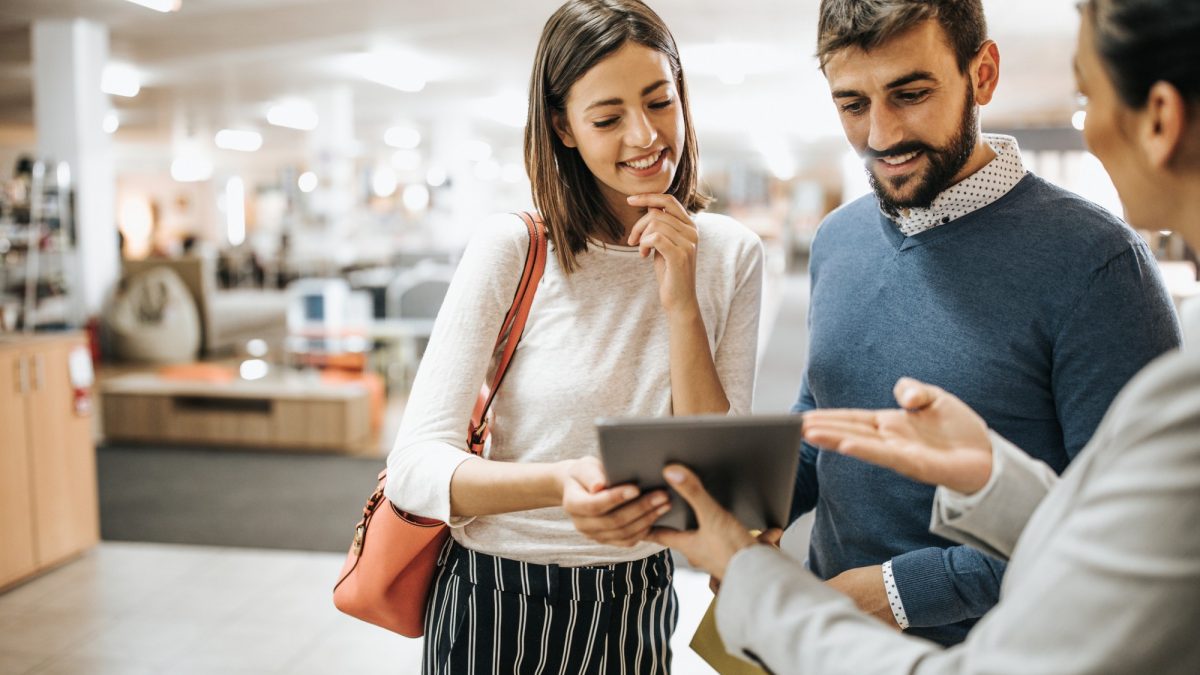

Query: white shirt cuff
934 430 1005 517
881 560 910 630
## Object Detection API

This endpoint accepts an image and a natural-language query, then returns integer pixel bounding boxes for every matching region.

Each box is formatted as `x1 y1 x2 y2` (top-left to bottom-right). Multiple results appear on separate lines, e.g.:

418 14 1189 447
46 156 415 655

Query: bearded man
787 0 1181 646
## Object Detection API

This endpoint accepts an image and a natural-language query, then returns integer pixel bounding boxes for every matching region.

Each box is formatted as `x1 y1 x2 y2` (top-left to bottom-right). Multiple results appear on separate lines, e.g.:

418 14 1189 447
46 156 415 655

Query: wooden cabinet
0 334 98 590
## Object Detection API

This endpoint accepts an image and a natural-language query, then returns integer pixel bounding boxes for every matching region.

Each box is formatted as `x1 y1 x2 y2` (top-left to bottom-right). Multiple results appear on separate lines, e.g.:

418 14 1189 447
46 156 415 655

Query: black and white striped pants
422 539 679 674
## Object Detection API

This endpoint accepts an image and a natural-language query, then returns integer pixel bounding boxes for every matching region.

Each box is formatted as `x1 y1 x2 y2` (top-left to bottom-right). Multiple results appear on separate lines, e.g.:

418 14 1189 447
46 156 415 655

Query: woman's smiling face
554 41 685 222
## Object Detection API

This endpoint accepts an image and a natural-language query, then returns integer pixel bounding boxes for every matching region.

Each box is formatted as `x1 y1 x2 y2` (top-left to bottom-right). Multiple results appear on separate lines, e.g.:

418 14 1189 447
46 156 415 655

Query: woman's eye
593 117 619 129
649 98 674 110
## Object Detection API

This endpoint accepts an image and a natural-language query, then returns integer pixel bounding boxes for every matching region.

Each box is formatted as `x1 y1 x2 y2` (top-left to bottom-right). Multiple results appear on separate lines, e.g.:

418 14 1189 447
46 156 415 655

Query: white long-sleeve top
385 211 764 566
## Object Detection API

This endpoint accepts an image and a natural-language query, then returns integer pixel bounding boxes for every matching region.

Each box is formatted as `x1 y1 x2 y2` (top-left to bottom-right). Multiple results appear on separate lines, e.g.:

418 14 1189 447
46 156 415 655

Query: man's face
824 20 981 212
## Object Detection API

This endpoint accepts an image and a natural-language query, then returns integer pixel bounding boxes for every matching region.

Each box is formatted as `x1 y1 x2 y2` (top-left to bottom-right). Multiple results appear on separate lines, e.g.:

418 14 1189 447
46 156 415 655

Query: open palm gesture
802 377 995 495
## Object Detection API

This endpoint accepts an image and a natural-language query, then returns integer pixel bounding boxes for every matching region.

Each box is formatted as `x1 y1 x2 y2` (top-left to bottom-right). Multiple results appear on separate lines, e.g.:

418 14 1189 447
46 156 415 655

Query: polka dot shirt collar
887 134 1029 237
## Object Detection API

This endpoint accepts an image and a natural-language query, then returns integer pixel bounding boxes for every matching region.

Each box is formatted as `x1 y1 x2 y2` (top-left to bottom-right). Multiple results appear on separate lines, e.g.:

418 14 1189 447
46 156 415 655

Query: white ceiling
0 0 1086 165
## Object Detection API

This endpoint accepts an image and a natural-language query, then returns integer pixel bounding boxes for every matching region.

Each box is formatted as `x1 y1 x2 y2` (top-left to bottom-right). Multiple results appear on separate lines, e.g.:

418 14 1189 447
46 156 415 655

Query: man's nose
867 105 903 154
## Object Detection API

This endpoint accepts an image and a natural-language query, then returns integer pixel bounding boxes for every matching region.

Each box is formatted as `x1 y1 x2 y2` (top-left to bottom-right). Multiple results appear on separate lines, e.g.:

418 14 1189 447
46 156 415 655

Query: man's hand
802 377 994 495
709 529 781 594
826 564 899 629
644 464 775 582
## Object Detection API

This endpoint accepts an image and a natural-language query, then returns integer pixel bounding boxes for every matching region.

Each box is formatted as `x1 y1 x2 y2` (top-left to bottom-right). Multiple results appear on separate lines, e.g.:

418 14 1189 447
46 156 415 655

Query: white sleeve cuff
935 429 1006 517
881 560 910 630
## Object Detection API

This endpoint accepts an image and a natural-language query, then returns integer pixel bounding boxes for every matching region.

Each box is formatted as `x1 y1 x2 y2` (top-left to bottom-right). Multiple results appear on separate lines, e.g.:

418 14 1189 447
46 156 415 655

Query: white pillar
32 19 118 319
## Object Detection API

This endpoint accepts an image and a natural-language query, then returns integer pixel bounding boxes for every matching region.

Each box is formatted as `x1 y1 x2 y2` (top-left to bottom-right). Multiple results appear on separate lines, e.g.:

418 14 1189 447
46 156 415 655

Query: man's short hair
816 0 988 72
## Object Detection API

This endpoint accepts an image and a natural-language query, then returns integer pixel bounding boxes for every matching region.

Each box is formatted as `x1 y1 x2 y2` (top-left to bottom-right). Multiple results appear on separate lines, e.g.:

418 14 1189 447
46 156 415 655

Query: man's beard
866 84 979 216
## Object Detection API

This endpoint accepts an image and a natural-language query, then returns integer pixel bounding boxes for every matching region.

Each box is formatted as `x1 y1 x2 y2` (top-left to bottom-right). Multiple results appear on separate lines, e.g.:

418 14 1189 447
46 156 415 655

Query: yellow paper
689 597 768 675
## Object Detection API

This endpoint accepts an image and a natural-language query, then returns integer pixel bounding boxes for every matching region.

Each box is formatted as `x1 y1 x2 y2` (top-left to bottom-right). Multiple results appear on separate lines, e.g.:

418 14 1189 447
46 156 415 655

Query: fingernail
623 487 638 500
658 504 671 515
665 467 684 484
652 492 668 506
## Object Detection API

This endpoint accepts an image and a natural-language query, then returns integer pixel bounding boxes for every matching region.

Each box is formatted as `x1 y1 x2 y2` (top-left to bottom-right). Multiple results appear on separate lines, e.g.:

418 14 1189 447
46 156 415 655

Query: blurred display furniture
108 265 202 363
101 368 371 453
0 157 81 331
381 261 453 387
284 278 372 370
0 332 99 590
120 256 288 356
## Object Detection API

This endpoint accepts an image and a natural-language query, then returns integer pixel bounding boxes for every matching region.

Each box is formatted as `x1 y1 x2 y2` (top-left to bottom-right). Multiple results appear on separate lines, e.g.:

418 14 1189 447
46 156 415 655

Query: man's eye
897 90 930 103
840 101 867 115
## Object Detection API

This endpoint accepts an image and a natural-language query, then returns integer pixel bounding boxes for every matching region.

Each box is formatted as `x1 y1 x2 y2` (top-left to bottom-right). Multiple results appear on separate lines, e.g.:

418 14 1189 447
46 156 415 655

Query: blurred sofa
120 256 289 356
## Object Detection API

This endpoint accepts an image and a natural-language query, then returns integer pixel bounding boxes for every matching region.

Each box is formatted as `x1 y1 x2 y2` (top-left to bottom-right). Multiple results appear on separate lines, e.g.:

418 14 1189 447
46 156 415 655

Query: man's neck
947 133 998 188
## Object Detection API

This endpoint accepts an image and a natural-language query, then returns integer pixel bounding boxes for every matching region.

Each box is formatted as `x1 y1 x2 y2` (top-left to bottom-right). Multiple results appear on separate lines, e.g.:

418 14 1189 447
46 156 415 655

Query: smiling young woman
383 1 764 673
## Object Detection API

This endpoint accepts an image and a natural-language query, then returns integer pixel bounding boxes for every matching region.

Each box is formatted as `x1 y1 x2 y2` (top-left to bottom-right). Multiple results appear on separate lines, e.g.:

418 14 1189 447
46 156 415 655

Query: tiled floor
2 271 811 674
0 543 720 674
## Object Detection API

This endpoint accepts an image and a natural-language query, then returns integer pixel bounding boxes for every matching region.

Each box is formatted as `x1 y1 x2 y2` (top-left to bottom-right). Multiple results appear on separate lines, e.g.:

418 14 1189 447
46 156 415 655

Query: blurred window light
171 154 212 182
501 162 526 184
480 92 528 128
215 129 263 152
372 165 398 198
119 194 154 258
102 111 120 134
1071 110 1087 131
102 64 141 97
349 53 426 92
384 126 422 149
297 171 318 193
123 0 181 11
267 101 319 130
391 150 422 172
246 339 269 358
463 139 492 162
426 167 447 187
56 162 71 189
403 184 431 211
225 176 246 246
753 135 797 181
474 159 501 182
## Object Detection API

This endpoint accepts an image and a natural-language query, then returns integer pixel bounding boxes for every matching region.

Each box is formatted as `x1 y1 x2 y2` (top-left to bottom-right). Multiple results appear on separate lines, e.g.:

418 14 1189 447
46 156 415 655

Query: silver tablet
595 414 803 532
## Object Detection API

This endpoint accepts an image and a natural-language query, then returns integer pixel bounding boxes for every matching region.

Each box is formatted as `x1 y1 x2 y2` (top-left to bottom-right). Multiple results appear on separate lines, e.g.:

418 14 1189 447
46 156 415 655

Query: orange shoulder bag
332 211 547 637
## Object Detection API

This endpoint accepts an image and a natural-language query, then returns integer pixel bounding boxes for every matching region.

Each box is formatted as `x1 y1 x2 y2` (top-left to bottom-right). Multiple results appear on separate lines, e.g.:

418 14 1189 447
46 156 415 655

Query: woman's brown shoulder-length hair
524 0 711 274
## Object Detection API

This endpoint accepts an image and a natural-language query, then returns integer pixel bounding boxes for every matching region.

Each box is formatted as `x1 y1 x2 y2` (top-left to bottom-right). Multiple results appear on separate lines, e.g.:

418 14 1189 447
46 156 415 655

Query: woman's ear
552 111 577 149
1141 81 1186 169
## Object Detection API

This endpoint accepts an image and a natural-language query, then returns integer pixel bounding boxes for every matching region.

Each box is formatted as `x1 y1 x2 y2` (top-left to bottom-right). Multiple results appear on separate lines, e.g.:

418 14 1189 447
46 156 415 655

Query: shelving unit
0 157 80 332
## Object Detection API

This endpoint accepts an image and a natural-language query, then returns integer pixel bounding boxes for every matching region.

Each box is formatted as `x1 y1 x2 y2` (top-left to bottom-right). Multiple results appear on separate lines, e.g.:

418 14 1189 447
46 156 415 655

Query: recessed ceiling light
102 64 140 98
267 101 318 130
123 0 181 12
215 129 263 152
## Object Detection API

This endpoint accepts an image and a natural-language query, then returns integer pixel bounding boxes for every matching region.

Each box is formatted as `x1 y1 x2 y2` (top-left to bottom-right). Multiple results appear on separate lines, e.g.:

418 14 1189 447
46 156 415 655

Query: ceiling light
371 166 398 198
384 126 421 149
215 129 263 152
267 101 318 130
297 171 318 193
225 176 246 246
122 0 181 12
402 184 430 212
349 53 426 92
1071 110 1087 131
103 111 120 134
425 167 447 187
102 64 141 97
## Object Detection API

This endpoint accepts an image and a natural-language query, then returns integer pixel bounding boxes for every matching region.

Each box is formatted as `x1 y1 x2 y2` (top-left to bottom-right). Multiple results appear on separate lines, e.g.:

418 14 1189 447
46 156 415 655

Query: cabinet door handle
33 354 44 392
17 356 29 394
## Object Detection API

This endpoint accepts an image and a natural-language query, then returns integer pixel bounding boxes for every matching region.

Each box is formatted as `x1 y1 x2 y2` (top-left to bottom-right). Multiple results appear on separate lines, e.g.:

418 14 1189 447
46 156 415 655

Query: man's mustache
862 142 933 160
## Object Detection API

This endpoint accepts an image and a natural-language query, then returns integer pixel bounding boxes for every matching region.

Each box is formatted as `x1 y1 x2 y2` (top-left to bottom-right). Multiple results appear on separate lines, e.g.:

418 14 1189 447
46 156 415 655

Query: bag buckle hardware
352 523 366 556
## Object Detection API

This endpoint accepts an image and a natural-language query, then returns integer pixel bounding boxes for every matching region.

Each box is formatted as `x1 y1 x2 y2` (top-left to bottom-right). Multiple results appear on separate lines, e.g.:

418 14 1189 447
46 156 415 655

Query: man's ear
971 40 1000 106
1141 80 1187 169
552 111 577 149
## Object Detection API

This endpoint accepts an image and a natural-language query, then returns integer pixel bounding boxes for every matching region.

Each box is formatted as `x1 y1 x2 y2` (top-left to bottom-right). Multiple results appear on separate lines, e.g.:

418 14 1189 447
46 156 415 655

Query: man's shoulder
1004 175 1143 256
813 193 881 245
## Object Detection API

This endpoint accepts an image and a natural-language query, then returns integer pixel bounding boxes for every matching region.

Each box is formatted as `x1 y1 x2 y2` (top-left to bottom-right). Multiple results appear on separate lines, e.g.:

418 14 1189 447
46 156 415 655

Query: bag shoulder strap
467 211 547 453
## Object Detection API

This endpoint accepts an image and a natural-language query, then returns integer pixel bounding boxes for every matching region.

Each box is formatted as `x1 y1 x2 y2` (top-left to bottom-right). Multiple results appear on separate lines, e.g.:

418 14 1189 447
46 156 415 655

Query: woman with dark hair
649 0 1200 673
384 1 763 672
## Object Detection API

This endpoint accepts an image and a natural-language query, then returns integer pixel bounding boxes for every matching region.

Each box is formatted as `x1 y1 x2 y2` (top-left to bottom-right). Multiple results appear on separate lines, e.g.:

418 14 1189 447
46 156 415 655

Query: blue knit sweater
792 174 1181 646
